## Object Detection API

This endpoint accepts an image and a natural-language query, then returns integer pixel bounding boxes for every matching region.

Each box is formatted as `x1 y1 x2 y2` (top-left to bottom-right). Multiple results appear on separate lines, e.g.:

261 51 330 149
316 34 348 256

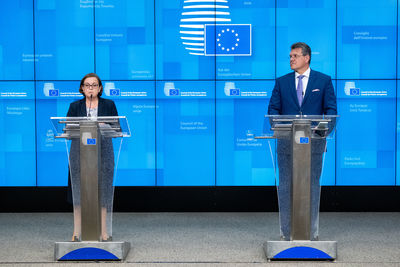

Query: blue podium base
55 241 130 261
264 240 337 261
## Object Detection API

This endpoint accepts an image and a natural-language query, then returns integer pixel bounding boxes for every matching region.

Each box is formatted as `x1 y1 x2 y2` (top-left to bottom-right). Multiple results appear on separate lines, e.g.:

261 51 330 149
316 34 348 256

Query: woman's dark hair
79 73 103 96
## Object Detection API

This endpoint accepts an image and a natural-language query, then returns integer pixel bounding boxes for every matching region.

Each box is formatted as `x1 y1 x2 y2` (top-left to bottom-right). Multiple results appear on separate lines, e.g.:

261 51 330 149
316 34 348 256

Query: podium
51 116 131 261
256 115 338 260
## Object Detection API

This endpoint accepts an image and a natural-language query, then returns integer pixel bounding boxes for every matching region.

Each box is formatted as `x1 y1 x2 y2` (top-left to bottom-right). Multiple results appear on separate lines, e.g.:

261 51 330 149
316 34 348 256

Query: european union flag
350 88 360 96
204 24 251 56
87 138 96 145
110 89 120 96
230 89 240 96
49 89 59 96
300 137 309 144
169 89 179 96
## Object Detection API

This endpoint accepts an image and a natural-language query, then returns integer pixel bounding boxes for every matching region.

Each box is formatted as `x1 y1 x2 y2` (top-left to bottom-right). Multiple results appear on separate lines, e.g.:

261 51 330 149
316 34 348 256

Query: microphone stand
87 94 93 118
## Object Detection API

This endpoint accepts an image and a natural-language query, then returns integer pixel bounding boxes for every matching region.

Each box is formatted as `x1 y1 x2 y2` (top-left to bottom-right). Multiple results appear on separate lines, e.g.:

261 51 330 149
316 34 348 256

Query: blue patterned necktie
297 75 305 106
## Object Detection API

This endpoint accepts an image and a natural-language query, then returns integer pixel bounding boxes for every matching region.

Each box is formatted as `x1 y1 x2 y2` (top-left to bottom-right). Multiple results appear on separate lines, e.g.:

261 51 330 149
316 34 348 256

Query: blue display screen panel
107 81 156 186
1 0 400 187
399 2 400 79
320 138 336 186
156 81 215 185
276 0 336 78
216 80 275 185
337 0 396 79
0 1 34 80
95 0 155 80
36 81 80 186
213 1 275 79
336 80 396 185
34 1 94 80
36 81 157 186
397 80 400 186
0 82 36 186
155 0 216 80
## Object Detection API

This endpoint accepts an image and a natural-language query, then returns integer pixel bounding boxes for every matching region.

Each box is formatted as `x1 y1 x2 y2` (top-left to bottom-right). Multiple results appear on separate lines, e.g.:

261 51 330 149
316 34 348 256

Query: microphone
88 94 93 117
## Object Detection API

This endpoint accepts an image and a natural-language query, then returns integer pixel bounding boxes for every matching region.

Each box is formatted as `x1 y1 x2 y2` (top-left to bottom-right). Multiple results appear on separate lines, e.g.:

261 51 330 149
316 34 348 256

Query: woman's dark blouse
67 97 118 117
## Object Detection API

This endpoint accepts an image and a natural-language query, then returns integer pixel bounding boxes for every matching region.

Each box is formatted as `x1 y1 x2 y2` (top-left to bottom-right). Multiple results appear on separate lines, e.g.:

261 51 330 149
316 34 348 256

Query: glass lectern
51 116 131 261
256 115 338 260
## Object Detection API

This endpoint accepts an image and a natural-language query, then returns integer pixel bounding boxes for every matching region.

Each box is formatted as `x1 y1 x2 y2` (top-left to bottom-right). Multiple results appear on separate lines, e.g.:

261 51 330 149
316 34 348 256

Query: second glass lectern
256 115 338 261
51 116 131 261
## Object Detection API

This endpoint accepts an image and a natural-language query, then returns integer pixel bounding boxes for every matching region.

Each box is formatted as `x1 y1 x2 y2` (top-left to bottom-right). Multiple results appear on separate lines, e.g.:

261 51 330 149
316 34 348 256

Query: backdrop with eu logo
0 0 399 187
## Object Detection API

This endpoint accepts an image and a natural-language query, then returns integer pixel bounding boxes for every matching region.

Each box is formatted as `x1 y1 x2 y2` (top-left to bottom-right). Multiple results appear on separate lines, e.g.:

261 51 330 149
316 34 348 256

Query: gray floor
0 212 399 266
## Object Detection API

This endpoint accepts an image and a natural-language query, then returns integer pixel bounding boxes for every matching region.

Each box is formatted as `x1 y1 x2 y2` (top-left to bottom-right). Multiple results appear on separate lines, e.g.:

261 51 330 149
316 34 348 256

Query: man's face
290 48 310 73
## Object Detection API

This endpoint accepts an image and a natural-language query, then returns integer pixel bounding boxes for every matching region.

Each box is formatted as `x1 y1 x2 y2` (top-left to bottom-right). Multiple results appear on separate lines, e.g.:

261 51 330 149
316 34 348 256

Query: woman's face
82 77 101 99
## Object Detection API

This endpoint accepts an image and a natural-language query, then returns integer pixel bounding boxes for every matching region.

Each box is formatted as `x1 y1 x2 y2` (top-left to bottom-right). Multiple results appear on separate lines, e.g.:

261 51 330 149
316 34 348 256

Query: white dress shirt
295 67 311 96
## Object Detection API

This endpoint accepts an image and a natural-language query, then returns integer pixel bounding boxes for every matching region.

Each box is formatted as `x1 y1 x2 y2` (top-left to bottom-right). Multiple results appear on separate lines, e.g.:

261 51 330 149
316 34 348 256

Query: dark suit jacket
268 69 337 115
67 97 118 117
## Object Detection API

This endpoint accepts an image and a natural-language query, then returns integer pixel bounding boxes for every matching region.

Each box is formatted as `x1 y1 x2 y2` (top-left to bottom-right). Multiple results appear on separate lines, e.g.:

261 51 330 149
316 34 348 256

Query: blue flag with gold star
204 24 251 56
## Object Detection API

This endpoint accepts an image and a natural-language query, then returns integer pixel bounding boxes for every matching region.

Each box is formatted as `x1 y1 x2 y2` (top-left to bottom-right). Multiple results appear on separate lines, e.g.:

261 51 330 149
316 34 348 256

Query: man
268 42 337 240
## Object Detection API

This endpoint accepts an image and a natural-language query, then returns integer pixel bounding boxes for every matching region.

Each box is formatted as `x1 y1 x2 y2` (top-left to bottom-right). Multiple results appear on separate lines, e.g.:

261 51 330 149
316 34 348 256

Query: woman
67 73 118 241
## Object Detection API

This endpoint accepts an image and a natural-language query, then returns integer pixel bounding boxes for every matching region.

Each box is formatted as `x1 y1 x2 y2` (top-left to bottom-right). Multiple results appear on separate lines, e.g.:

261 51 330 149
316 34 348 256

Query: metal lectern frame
256 114 338 261
51 116 131 261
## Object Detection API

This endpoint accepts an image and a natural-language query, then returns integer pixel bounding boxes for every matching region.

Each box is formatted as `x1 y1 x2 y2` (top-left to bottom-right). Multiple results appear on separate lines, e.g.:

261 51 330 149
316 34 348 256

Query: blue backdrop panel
0 82 36 186
34 1 94 80
1 1 400 187
320 80 337 186
155 0 216 80
337 0 396 79
105 81 156 186
36 81 80 186
216 80 275 185
397 80 400 186
95 0 155 80
36 80 157 186
276 0 336 78
321 137 336 186
336 80 396 185
156 81 215 185
215 0 275 79
0 0 34 80
399 1 400 79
